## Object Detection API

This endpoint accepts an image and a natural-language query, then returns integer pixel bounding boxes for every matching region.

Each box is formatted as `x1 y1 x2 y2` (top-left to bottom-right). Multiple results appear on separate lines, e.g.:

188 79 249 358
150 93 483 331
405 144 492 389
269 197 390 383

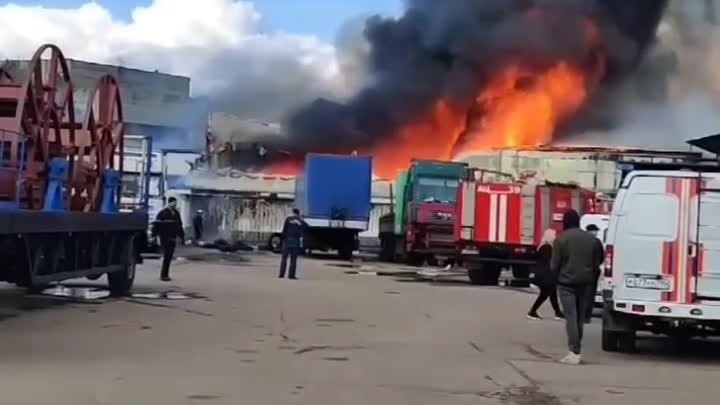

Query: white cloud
0 0 347 120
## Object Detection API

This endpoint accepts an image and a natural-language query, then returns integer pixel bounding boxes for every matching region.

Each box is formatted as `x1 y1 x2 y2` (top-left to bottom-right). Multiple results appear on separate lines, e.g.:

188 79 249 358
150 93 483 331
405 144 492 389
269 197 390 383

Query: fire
364 100 467 179
452 61 592 158
265 9 607 179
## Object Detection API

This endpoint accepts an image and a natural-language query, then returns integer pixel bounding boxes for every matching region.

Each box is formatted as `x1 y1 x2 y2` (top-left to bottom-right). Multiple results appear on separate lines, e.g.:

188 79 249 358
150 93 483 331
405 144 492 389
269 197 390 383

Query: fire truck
455 167 608 285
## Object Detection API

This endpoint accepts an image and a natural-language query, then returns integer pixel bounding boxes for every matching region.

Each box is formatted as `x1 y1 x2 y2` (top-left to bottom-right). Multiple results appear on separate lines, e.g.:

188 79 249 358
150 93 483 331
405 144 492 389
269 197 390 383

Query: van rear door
694 174 720 300
613 175 692 303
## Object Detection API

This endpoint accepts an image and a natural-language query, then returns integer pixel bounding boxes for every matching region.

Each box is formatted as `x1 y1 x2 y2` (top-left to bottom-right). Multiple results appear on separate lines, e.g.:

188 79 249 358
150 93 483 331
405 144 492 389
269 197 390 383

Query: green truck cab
379 160 467 265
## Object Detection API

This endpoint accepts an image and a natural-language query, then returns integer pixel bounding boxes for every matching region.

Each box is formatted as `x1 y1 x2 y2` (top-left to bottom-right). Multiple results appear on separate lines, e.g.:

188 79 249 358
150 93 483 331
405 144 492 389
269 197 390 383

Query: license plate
624 275 671 291
461 249 477 255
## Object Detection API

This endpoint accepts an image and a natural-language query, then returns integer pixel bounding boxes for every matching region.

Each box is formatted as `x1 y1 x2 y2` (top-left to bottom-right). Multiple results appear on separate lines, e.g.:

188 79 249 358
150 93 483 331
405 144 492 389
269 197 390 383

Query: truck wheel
108 239 137 296
484 264 502 285
468 266 484 285
511 265 531 287
468 264 501 286
406 253 424 267
338 245 354 261
268 234 282 253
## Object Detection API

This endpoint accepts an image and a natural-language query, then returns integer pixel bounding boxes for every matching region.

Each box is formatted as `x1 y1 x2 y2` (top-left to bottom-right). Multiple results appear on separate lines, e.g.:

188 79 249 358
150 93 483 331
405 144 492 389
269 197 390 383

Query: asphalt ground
0 250 718 404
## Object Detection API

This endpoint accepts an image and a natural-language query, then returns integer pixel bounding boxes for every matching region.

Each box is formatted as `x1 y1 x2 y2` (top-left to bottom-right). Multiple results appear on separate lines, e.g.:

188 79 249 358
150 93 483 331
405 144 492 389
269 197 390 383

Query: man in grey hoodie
551 209 605 365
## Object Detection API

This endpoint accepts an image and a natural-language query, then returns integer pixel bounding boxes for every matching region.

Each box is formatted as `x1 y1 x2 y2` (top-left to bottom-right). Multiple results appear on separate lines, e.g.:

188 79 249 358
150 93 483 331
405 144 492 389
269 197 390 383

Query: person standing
527 229 564 320
193 210 204 243
551 209 605 365
279 208 307 280
154 197 185 282
584 224 605 323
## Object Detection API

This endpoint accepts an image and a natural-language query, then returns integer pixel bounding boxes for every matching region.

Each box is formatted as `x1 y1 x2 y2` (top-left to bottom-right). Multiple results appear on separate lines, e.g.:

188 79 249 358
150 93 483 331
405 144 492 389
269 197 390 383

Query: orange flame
265 11 605 179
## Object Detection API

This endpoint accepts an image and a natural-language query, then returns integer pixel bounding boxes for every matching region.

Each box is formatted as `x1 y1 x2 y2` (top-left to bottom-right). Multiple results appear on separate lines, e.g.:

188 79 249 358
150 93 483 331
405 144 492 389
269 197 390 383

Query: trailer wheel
108 238 136 296
338 245 354 261
268 234 282 253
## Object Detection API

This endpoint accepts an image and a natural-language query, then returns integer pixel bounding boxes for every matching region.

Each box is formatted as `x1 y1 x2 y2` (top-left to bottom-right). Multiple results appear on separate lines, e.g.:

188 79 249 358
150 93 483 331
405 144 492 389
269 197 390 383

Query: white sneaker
559 352 582 365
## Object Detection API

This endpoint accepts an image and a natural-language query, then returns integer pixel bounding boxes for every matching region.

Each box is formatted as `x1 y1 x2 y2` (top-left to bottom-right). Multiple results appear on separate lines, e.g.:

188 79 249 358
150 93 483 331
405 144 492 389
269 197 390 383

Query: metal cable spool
0 44 124 211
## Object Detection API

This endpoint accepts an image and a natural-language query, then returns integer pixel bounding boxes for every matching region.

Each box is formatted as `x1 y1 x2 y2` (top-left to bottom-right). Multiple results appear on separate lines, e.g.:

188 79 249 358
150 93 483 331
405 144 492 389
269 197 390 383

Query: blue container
295 154 372 230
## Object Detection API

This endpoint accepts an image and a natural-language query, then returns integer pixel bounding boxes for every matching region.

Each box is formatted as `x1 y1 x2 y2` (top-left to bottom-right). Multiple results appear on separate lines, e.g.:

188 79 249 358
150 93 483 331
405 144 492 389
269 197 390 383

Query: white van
581 214 610 306
602 170 720 352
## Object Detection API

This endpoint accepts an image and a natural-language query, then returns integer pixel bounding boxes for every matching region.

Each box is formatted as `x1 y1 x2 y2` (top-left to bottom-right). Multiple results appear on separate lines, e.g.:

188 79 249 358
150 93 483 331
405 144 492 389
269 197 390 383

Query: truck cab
379 160 467 265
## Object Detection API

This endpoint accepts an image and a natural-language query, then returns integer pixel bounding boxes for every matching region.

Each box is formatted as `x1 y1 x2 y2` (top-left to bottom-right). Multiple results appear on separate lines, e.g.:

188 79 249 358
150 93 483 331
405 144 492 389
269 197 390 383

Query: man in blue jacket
279 208 307 279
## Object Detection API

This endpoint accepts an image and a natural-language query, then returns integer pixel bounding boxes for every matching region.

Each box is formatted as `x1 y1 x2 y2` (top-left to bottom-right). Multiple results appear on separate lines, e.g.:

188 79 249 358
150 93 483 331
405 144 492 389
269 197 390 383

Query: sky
5 0 403 39
0 0 404 120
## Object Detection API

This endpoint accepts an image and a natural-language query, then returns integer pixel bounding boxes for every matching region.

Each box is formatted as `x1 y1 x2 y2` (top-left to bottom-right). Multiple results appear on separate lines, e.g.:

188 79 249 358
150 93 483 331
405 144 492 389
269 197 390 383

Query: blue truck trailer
294 154 372 260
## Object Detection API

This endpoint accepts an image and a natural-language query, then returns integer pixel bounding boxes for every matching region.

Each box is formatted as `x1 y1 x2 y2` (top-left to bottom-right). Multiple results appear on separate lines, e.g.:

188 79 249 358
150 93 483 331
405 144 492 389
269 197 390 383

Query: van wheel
617 331 636 352
601 328 619 352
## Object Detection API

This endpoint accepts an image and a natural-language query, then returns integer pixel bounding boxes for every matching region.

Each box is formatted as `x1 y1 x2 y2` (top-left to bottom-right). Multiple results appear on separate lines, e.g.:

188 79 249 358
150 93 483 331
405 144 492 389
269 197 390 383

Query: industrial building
1 57 209 153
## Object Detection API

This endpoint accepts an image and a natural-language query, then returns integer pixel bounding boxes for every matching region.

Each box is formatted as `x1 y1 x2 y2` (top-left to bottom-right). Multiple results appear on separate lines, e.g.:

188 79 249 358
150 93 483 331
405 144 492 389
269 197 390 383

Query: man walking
584 224 605 323
193 210 204 243
279 208 307 280
154 197 185 282
551 210 605 365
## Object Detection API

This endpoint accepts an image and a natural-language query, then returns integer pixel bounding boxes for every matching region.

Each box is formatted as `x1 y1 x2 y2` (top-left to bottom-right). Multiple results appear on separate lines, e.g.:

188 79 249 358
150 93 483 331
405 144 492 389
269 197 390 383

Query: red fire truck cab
455 169 606 286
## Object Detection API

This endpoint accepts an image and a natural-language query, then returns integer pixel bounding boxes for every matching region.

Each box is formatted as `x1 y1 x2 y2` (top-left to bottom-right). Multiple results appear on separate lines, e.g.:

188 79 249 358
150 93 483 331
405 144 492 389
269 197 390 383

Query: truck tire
378 233 395 262
511 265 531 287
338 244 354 261
406 253 424 267
468 266 484 285
268 234 282 254
108 239 137 296
468 264 501 286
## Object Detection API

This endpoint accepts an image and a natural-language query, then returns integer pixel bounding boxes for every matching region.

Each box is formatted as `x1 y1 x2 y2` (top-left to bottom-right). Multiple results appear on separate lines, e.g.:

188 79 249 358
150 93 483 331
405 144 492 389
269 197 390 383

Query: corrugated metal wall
183 193 390 247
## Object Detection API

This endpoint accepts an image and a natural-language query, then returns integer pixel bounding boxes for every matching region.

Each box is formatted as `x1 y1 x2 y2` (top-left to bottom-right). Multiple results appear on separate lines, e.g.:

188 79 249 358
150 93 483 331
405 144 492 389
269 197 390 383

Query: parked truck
294 153 373 260
455 167 606 286
378 160 468 265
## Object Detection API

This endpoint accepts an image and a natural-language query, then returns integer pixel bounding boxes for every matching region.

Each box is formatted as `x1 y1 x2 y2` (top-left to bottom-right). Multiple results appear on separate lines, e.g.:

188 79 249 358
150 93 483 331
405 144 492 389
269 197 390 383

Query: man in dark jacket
192 210 204 243
154 197 185 282
551 209 605 365
584 224 605 323
279 208 307 280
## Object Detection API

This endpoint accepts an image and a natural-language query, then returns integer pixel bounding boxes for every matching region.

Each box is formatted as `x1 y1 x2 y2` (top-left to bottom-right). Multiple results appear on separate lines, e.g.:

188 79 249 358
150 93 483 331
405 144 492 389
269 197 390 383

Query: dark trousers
529 285 562 316
279 246 300 279
558 284 592 355
194 228 203 242
160 240 177 278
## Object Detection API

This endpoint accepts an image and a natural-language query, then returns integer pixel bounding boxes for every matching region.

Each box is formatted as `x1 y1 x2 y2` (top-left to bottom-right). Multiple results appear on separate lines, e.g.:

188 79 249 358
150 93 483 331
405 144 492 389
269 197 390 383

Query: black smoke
279 0 669 156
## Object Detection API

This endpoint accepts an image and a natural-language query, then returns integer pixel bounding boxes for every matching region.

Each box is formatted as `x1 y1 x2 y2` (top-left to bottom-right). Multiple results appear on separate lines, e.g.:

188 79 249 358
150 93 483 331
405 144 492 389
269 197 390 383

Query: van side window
626 193 678 240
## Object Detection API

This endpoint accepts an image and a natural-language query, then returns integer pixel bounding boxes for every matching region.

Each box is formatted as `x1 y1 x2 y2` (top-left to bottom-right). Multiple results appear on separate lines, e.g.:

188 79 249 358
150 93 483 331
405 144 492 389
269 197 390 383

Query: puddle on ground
37 286 206 302
41 286 111 301
131 291 206 300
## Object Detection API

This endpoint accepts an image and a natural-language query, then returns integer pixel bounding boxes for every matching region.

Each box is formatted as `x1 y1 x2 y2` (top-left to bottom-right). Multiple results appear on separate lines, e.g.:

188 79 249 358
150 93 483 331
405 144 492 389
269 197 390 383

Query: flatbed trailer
0 44 149 294
0 210 145 291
